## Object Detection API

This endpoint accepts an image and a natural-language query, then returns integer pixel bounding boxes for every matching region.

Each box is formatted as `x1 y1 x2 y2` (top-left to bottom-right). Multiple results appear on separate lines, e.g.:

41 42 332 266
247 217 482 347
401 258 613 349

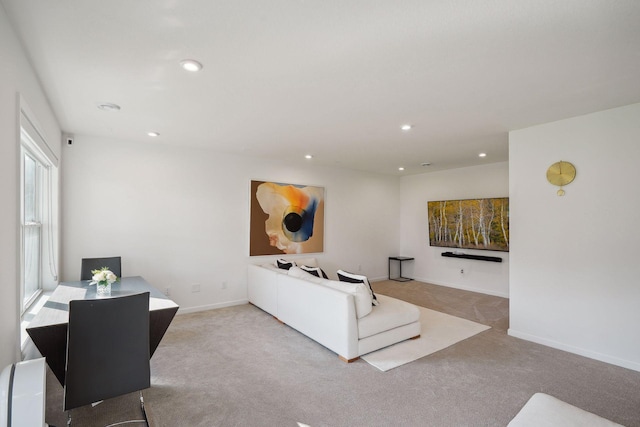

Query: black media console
441 251 502 263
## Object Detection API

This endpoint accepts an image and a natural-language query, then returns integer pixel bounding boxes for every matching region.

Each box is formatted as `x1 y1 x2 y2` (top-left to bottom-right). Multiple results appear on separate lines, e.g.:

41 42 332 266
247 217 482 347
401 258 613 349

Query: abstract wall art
428 197 509 252
250 180 324 256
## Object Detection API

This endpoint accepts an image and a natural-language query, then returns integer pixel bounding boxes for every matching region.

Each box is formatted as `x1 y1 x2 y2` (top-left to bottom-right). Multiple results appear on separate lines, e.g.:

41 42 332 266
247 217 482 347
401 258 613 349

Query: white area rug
508 393 623 426
362 306 490 371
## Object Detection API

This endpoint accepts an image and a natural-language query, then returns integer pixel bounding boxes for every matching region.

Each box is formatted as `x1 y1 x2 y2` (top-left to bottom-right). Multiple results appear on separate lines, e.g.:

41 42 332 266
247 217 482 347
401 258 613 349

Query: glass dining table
26 276 179 386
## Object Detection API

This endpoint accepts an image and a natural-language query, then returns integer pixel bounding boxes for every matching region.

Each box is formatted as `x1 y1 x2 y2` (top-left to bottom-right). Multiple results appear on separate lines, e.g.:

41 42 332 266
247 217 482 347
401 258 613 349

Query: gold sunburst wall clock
546 161 576 196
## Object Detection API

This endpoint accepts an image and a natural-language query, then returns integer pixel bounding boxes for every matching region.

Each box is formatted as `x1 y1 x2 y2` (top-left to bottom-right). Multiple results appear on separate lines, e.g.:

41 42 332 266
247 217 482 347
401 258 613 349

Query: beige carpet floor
41 280 640 427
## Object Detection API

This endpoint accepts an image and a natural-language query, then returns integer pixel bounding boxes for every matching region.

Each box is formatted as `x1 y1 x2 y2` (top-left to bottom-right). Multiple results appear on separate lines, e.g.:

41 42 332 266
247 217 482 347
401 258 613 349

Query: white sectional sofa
247 258 421 362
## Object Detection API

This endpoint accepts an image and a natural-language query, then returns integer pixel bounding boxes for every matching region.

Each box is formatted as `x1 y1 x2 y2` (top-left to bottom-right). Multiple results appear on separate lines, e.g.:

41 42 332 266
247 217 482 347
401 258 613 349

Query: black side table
388 256 414 282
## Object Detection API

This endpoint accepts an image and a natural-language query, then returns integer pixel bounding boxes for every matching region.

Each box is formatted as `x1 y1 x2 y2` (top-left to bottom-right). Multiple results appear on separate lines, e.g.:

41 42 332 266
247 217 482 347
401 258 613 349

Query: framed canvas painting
428 197 509 252
250 180 324 256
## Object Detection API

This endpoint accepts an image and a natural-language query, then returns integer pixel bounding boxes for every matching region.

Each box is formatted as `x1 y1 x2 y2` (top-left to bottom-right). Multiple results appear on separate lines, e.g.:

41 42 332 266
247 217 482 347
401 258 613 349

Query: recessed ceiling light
305 154 313 159
97 102 121 111
401 124 412 131
398 167 405 171
479 152 487 158
147 131 160 137
180 59 203 72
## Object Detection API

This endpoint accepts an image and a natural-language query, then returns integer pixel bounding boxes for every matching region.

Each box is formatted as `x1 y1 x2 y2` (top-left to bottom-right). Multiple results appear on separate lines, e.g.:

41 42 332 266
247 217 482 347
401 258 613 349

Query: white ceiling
3 0 640 175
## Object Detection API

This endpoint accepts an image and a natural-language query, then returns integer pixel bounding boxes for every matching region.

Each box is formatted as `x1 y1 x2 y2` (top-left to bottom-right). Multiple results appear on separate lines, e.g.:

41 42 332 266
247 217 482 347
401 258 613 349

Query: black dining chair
80 256 122 280
64 292 151 426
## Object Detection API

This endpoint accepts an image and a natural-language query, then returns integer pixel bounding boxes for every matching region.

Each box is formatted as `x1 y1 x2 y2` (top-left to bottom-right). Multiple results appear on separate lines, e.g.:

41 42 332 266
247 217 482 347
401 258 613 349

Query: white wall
0 5 61 367
61 135 400 312
509 103 640 372
399 162 510 297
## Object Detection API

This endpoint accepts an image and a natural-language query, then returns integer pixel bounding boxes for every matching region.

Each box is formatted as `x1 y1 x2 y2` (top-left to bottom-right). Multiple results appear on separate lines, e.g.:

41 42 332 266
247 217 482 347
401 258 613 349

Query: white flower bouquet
90 267 119 287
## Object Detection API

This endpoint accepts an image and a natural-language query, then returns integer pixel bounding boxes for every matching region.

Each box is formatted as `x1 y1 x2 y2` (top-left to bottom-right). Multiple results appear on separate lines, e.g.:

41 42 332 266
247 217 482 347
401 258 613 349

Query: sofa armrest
247 264 280 316
277 274 359 360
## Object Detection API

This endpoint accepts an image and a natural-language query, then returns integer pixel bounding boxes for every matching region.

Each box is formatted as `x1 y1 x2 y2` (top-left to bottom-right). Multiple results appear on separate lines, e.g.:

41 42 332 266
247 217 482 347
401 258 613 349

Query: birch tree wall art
428 198 509 252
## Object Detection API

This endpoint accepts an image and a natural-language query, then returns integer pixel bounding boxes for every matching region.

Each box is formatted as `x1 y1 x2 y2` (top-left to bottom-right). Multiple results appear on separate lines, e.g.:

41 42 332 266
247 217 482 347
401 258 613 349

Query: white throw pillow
287 266 313 279
337 270 379 306
300 265 328 279
324 280 373 319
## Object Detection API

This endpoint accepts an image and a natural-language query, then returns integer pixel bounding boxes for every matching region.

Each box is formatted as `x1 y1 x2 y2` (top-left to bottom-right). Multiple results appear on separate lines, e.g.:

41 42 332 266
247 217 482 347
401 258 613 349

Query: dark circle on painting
283 212 303 233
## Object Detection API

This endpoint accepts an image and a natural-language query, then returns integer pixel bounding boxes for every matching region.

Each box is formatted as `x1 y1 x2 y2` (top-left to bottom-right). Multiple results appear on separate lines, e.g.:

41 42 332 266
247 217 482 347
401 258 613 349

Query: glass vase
96 282 111 297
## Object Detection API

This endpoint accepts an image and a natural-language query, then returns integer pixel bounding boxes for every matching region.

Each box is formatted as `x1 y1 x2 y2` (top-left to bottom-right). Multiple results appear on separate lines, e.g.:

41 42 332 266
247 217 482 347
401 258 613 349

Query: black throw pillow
276 259 295 270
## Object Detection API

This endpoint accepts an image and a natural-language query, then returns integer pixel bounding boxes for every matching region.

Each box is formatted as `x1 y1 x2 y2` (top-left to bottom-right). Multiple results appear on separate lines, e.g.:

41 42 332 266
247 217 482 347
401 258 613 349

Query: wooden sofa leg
410 335 420 340
339 355 360 363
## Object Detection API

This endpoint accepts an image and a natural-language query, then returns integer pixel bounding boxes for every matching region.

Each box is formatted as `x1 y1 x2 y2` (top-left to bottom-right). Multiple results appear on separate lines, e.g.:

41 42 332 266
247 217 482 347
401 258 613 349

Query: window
19 100 59 316
21 147 44 311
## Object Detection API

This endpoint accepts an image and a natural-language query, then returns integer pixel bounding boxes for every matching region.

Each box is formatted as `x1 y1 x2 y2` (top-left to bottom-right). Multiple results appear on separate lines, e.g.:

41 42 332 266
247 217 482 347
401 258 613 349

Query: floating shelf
441 252 502 263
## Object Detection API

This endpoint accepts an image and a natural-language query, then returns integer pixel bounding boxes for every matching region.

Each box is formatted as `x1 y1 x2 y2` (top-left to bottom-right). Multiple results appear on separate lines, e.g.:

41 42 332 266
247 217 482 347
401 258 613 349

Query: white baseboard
370 275 509 298
177 298 248 315
508 328 640 373
413 276 510 299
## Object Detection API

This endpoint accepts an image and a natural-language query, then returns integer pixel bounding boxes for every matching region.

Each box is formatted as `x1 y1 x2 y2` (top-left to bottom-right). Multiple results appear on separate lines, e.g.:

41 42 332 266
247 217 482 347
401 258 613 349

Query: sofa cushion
260 263 282 272
288 267 373 318
300 265 329 279
287 266 314 279
357 294 420 339
337 270 379 306
293 257 318 268
276 258 295 270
